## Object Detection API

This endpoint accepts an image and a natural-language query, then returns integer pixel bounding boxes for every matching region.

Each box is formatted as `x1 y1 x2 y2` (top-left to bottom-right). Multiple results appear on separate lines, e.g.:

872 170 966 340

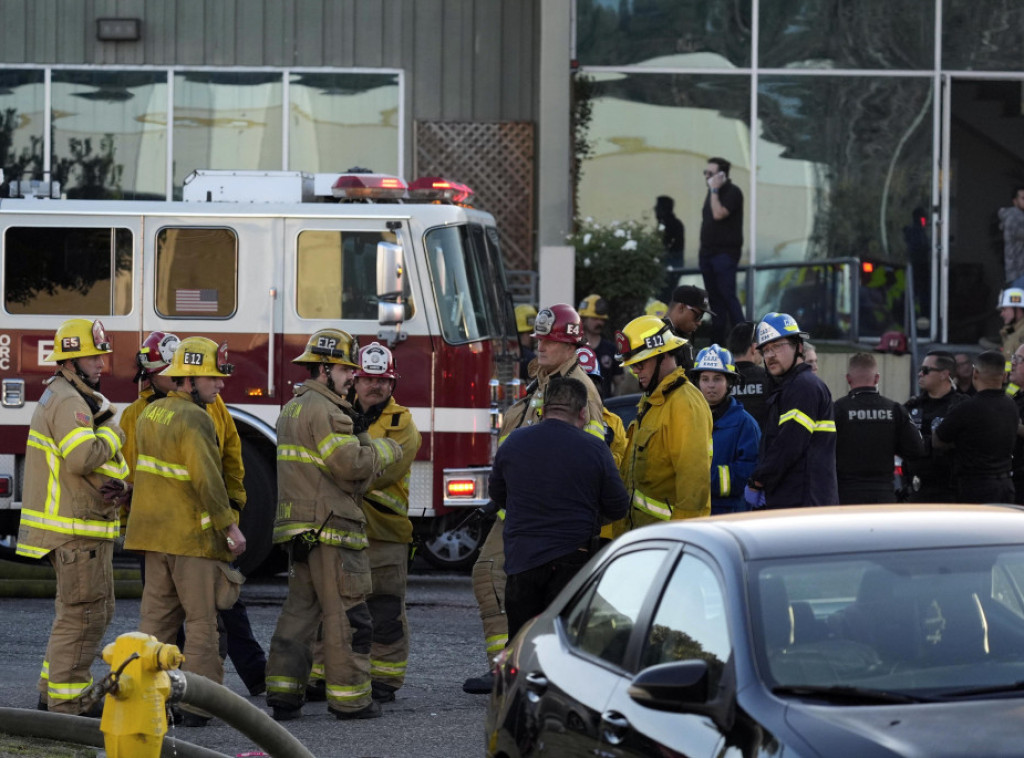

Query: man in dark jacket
934 350 1021 504
727 321 769 432
903 350 967 502
835 353 924 504
1009 344 1024 504
491 377 629 642
746 313 838 508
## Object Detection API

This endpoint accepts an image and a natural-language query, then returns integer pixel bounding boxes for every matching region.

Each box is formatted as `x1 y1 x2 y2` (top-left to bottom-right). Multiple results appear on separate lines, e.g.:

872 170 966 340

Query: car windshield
424 223 514 345
752 545 1024 699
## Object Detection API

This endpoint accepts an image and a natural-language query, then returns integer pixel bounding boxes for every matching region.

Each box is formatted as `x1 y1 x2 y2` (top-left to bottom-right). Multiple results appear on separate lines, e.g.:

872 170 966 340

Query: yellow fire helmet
46 318 113 362
644 299 668 319
615 315 687 367
577 294 609 320
514 304 538 334
292 328 359 368
161 336 234 378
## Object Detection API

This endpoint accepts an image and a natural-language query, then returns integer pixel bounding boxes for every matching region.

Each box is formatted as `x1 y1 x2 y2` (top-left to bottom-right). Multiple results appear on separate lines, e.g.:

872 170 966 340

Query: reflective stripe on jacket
362 396 422 544
621 367 713 529
124 391 236 560
710 397 761 513
274 380 402 550
17 371 127 558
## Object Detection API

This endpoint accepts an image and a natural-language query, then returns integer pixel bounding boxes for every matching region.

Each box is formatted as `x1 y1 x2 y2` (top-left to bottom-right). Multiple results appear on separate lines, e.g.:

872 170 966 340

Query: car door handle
525 671 548 693
600 710 630 745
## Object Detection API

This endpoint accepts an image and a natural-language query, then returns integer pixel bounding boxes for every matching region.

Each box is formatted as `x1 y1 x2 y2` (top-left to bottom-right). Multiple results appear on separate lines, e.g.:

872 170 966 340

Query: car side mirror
377 241 405 327
628 659 735 732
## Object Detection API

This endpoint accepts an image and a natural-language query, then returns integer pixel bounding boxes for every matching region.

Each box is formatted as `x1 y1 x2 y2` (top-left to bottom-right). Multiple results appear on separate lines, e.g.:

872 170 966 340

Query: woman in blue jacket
689 345 761 514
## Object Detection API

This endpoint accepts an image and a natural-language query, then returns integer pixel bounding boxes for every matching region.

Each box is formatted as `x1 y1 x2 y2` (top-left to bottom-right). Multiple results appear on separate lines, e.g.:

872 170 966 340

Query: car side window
641 554 730 694
562 549 667 668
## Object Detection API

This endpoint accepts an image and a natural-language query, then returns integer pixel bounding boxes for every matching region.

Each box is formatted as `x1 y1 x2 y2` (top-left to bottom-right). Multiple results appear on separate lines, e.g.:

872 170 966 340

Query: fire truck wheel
420 512 488 571
235 441 281 577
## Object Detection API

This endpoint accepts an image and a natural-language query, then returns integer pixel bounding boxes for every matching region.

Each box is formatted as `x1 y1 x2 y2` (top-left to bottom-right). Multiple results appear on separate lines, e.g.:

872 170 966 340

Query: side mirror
377 241 405 327
627 660 709 711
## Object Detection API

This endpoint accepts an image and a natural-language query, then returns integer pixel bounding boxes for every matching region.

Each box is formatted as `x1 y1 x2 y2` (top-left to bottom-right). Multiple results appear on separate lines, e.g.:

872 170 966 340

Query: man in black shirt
727 321 769 433
700 156 745 343
903 350 966 502
667 284 712 371
835 353 924 504
934 350 1020 503
656 195 685 301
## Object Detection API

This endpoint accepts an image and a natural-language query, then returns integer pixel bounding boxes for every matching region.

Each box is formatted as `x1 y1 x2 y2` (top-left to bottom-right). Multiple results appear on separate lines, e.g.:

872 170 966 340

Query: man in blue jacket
745 313 838 508
689 345 761 514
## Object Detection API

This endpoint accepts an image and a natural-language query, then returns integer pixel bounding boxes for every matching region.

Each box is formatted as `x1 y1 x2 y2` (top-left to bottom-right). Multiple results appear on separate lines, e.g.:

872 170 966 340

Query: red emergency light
446 479 477 498
331 174 407 200
408 176 474 204
862 261 874 274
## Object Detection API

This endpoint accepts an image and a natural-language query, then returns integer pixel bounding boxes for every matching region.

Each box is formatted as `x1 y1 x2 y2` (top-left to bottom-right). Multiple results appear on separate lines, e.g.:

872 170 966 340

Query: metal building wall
0 0 537 123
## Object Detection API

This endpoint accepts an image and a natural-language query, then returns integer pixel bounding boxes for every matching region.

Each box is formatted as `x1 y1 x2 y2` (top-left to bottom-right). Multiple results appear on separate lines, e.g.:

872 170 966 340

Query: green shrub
571 218 665 331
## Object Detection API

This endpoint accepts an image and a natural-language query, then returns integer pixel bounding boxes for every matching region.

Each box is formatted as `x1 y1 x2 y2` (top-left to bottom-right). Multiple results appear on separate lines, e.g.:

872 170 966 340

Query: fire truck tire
420 512 488 571
235 440 281 577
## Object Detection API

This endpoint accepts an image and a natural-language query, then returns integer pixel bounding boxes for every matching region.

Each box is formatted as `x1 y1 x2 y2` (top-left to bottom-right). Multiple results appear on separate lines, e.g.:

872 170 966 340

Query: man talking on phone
701 156 745 343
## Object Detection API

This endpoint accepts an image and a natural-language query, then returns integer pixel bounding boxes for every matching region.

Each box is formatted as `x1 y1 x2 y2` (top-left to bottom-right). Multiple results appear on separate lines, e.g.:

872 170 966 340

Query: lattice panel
415 121 535 271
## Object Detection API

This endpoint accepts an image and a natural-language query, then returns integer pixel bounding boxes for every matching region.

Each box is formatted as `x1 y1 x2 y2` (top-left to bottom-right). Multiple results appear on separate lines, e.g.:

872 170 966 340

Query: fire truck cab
0 170 518 572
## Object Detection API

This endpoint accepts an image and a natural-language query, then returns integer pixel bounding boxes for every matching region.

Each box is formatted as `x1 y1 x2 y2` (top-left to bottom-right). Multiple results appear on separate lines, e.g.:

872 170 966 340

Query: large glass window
4 226 132 315
0 70 45 184
50 71 167 200
289 73 399 175
576 0 752 69
943 1 1024 71
155 227 236 318
759 1 934 70
295 229 412 320
578 72 751 258
173 72 283 197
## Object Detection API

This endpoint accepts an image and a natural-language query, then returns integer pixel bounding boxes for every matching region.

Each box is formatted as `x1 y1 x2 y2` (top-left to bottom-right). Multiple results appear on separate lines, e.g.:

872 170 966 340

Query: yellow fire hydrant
99 631 185 758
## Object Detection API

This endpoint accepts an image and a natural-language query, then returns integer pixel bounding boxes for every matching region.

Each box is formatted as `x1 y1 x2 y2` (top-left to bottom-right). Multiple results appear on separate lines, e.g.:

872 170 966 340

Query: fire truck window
155 227 237 318
295 230 414 321
4 226 133 316
425 226 496 345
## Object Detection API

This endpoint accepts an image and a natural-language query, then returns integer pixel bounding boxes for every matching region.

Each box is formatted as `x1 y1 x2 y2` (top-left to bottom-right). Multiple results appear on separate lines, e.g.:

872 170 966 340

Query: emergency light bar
408 177 474 204
331 174 407 200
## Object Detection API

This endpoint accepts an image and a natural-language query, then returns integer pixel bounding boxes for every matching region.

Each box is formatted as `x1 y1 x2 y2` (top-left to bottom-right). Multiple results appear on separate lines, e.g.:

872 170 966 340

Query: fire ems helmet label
533 308 555 335
61 336 81 351
317 336 338 350
183 351 204 366
566 323 581 337
1014 294 1023 305
361 344 390 375
699 351 725 370
643 333 665 350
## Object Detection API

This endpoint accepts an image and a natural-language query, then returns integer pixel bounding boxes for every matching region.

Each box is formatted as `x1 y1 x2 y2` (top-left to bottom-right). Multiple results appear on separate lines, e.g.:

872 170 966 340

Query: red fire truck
0 170 519 573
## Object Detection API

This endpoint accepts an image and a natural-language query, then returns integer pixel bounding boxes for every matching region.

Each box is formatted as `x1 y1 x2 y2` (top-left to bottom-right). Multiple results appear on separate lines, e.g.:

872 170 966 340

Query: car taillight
447 479 476 498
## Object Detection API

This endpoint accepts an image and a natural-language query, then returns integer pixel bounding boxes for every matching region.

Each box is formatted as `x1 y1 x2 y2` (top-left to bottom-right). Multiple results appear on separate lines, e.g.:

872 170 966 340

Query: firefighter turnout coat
274 380 401 550
621 366 714 527
751 362 839 507
17 369 128 558
710 397 761 514
362 396 422 544
124 391 238 561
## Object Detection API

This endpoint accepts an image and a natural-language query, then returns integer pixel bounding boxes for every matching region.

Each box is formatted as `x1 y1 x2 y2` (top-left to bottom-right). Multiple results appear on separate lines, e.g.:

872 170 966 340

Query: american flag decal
175 289 219 313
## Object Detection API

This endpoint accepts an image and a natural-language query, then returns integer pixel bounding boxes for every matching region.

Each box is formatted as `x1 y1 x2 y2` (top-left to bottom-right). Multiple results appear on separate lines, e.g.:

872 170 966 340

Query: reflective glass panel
173 72 283 197
51 70 167 200
756 75 933 266
0 70 45 183
577 73 751 262
760 0 934 70
943 1 1024 71
289 73 399 175
155 227 237 318
4 226 132 315
576 0 752 69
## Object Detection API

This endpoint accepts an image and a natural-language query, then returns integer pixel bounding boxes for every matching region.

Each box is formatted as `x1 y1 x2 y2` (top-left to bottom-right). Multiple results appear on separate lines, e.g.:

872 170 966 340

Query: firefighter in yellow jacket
18 318 128 716
464 304 605 694
617 315 714 527
265 329 402 722
350 341 422 703
124 336 247 727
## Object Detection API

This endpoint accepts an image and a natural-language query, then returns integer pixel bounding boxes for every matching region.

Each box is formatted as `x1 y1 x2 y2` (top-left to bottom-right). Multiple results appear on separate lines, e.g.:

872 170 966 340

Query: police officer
903 350 966 502
727 320 769 432
934 350 1021 503
18 318 128 716
351 341 422 705
463 304 605 694
834 353 924 504
265 329 401 721
745 312 838 508
617 315 713 526
124 336 246 727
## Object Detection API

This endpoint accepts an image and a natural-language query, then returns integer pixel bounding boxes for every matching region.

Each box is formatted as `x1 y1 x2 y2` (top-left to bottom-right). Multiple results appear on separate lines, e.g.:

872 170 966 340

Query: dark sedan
485 505 1024 757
